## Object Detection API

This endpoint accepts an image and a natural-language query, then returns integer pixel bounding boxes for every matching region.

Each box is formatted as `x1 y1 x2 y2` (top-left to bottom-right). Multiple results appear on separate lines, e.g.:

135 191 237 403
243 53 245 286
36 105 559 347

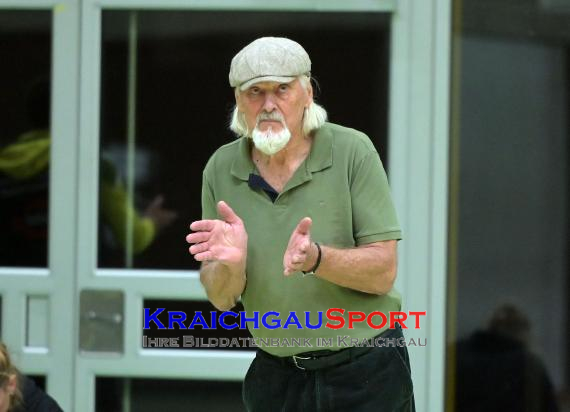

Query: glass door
446 0 570 410
77 3 399 411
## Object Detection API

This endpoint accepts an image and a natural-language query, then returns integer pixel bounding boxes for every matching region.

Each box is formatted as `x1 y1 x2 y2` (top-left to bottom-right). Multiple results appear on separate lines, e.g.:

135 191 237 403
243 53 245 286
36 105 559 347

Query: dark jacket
12 376 63 412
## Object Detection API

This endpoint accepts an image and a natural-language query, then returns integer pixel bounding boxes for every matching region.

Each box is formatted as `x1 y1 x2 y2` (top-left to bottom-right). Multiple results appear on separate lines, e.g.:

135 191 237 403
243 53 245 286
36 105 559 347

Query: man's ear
306 82 314 106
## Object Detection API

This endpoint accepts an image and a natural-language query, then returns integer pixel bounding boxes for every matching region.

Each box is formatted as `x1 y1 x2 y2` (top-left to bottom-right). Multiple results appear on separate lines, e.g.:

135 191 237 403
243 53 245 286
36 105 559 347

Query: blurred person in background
0 342 62 412
0 78 177 266
455 304 558 412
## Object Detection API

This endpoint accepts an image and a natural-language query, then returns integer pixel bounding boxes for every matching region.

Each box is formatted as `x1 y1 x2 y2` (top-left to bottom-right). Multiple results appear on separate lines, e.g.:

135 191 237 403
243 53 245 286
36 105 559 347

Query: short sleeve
201 171 217 220
351 151 402 245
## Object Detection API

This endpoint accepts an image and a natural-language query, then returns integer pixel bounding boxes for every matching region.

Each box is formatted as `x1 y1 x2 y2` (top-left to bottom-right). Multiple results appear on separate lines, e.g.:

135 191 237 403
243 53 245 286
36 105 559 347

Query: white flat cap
229 37 311 90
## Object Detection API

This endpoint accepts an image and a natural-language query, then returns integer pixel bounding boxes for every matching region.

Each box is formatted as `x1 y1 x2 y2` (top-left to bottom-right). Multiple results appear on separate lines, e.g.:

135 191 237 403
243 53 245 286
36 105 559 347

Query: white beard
251 125 291 156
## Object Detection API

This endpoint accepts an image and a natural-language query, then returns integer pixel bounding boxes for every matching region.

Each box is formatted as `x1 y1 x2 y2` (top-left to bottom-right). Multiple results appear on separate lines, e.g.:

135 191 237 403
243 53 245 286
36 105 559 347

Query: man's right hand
186 201 247 266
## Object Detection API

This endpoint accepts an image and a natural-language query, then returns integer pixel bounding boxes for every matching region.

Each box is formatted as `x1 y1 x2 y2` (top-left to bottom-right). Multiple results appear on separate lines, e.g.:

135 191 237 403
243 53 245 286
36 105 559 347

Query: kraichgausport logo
144 308 427 330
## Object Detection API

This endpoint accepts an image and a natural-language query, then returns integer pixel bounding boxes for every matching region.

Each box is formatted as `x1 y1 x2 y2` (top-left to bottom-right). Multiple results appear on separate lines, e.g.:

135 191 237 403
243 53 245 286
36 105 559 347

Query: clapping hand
283 217 315 276
186 201 247 266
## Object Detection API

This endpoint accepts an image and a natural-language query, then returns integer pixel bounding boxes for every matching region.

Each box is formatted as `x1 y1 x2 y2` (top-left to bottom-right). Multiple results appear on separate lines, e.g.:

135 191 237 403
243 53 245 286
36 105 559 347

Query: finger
291 253 306 265
283 255 303 275
298 241 310 253
284 262 303 276
294 217 312 236
282 248 306 274
283 252 295 271
283 254 290 272
194 250 214 262
189 242 209 255
186 231 210 244
217 201 241 224
190 219 216 231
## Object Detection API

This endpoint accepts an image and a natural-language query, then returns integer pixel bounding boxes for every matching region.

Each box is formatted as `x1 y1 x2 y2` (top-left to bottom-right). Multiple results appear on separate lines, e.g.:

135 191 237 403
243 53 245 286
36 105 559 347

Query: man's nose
262 94 277 111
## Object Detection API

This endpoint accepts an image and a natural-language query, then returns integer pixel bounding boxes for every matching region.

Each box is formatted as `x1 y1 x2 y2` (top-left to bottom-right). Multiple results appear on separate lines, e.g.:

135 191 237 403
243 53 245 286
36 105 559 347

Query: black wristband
302 242 321 275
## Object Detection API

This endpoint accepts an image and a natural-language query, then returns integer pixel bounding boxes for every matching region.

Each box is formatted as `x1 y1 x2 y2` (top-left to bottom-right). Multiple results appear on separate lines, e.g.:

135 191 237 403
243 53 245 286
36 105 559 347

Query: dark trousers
242 326 415 412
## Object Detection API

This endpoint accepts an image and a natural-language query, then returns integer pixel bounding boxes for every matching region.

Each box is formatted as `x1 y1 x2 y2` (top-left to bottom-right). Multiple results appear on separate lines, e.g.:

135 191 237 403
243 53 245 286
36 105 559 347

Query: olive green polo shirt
201 122 402 356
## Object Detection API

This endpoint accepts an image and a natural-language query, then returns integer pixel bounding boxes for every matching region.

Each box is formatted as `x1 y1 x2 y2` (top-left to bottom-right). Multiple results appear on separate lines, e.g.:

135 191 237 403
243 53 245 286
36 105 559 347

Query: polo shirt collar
230 124 333 182
230 137 255 181
307 124 333 173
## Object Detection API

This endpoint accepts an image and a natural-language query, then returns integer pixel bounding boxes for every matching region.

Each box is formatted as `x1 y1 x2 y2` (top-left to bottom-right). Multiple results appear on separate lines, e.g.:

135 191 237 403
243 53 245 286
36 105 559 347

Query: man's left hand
283 217 317 276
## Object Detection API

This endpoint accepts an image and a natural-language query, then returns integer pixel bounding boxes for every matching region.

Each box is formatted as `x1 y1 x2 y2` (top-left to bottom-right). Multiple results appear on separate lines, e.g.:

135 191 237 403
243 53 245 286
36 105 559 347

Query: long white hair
229 75 327 138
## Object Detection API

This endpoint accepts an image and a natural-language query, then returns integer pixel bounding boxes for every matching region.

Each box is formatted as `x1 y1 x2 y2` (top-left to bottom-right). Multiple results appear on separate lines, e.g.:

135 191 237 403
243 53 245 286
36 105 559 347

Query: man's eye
249 88 260 95
278 84 289 92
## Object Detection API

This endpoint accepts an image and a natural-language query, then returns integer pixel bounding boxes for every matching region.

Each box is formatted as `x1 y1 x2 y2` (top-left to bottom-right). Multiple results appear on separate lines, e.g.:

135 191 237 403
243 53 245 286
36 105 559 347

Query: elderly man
186 37 414 412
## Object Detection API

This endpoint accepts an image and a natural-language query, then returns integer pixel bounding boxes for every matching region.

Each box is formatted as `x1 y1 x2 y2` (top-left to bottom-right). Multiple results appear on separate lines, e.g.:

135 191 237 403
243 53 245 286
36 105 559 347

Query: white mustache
257 111 284 124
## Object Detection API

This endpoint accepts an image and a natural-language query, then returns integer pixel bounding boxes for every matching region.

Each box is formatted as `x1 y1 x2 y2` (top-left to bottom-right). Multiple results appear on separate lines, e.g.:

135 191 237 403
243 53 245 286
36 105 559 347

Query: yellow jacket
0 130 155 253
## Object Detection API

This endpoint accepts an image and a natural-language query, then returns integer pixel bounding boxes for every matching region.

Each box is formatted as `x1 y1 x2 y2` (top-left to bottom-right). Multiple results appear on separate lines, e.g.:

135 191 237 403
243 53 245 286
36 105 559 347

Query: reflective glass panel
0 12 52 267
447 1 569 410
99 11 390 269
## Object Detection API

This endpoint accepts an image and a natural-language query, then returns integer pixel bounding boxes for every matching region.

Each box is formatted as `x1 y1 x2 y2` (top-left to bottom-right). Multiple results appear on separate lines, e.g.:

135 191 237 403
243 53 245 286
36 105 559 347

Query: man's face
236 78 313 139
